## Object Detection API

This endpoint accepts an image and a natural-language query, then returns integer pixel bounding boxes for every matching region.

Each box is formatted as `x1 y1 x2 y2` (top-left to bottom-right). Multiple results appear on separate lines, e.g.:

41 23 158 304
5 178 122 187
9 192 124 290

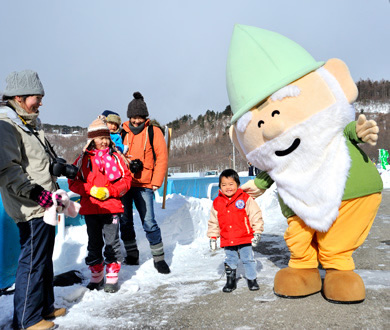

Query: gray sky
1 0 389 127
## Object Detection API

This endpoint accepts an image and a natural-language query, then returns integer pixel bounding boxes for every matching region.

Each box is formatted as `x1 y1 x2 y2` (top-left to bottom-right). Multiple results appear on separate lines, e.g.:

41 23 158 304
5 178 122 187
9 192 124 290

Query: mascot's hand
356 114 379 146
241 180 265 199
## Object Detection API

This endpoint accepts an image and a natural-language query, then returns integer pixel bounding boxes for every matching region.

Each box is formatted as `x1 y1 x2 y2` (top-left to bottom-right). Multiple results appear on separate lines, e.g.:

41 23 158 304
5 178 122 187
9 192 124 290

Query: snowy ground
0 171 389 329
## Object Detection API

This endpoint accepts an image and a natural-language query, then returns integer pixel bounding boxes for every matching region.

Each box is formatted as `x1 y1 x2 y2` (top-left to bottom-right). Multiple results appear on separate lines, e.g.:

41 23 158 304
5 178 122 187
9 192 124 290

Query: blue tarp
0 193 21 290
157 176 255 200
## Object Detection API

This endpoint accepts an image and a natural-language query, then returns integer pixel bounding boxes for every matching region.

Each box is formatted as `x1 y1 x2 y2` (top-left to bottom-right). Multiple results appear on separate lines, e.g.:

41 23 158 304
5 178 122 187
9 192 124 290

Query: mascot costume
227 24 383 304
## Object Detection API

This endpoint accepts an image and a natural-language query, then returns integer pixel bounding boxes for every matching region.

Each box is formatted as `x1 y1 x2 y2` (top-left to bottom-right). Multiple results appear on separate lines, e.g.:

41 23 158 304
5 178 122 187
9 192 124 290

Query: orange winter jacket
122 119 168 189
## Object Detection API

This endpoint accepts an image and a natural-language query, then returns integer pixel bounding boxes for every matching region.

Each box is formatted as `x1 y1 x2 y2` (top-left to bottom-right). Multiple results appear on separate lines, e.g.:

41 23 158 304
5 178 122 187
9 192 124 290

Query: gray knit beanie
3 70 45 96
127 92 149 118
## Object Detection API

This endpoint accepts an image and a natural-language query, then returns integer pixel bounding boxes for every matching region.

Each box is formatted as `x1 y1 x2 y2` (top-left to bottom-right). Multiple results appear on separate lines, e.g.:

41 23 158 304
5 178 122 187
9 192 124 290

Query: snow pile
380 169 390 189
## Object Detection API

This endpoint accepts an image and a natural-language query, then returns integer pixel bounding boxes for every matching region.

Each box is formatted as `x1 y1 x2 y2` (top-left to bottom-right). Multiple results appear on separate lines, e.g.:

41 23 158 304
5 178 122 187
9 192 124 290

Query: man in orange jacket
120 91 170 274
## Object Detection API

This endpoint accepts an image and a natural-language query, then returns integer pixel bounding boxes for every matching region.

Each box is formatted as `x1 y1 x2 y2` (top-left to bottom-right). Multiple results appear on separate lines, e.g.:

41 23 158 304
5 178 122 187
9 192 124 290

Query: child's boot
104 262 121 293
247 279 260 291
87 263 104 290
223 263 237 293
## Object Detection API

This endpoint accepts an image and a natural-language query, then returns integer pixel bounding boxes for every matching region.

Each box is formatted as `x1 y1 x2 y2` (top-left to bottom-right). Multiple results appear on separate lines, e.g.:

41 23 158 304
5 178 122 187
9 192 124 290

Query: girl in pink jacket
208 169 263 292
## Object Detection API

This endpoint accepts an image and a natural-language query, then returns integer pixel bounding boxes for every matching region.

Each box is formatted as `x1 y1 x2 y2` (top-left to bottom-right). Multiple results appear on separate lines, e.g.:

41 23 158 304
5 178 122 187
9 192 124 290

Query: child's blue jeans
224 244 257 280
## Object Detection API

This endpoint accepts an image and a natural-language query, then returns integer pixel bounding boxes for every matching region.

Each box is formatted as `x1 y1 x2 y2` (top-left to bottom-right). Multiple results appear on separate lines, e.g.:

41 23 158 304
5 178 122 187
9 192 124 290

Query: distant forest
45 79 390 171
356 79 390 102
42 79 390 134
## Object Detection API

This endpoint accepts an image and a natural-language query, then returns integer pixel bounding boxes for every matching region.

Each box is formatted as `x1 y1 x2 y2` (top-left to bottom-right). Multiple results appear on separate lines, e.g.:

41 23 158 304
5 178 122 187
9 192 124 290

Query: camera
129 159 143 174
50 157 78 179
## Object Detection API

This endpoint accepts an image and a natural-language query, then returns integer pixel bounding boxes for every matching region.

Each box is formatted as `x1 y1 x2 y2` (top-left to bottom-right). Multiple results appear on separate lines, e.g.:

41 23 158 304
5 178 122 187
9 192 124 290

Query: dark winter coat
207 188 263 247
68 149 131 215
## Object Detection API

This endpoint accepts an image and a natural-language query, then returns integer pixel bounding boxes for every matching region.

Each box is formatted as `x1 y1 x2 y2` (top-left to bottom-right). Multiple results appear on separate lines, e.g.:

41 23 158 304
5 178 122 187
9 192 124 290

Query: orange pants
285 193 382 270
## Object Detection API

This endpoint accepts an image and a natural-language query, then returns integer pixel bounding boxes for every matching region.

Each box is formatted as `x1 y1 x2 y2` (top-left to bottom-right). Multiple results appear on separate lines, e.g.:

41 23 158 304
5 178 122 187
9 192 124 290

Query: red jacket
122 119 168 189
207 188 263 247
68 150 131 215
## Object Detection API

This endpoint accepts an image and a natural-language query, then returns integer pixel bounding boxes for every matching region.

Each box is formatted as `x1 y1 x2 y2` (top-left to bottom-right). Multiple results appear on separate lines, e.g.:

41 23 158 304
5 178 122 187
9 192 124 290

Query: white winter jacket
0 105 57 223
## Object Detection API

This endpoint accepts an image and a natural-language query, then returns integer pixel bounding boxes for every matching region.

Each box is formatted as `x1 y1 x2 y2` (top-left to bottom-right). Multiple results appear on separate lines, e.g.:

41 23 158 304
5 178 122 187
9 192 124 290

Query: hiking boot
104 282 119 293
153 260 171 274
87 263 104 290
223 263 237 293
124 240 139 265
124 255 139 265
87 278 104 291
26 319 55 329
247 279 260 291
44 307 67 319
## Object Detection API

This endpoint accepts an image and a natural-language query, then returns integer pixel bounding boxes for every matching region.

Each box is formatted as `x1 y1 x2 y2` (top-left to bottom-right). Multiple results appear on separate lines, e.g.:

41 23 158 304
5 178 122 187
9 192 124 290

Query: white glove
251 233 261 247
210 238 217 251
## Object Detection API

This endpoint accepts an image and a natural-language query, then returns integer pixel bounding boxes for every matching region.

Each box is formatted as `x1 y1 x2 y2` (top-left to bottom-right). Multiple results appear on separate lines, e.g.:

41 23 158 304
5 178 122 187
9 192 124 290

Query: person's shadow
253 233 290 269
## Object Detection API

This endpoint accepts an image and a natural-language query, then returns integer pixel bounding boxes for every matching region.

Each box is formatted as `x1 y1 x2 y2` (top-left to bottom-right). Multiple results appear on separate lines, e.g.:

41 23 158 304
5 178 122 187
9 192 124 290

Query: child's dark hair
219 169 240 187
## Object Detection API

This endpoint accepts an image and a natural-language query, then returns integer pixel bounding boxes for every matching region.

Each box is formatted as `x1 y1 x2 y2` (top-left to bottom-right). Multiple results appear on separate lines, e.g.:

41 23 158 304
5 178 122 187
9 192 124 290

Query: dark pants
84 214 123 266
13 217 55 329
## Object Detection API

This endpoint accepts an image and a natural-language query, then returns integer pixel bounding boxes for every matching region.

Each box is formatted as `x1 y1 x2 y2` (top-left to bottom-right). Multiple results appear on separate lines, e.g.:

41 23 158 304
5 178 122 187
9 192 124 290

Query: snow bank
380 169 390 189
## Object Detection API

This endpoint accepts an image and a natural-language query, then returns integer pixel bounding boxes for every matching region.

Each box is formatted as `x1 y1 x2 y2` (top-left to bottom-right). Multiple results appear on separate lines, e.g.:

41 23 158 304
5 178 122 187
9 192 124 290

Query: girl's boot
87 263 104 290
223 263 237 293
104 262 121 293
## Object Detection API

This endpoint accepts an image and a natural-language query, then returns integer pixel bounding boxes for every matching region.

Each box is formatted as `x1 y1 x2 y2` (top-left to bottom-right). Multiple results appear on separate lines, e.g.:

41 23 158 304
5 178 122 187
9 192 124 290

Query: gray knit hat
127 92 149 118
3 70 45 96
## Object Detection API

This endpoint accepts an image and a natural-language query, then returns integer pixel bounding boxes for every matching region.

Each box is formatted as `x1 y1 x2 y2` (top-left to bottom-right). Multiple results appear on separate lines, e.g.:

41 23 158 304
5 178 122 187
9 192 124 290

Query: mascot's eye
258 120 264 128
272 110 280 117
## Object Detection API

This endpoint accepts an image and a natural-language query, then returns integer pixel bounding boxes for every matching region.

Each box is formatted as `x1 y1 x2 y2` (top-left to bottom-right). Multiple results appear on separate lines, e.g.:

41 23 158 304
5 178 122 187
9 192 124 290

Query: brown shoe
274 267 322 298
44 307 67 319
26 319 55 329
323 269 365 304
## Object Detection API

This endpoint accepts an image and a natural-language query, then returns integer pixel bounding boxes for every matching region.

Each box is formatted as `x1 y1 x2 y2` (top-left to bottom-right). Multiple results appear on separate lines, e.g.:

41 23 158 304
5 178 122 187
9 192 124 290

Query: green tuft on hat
226 24 324 124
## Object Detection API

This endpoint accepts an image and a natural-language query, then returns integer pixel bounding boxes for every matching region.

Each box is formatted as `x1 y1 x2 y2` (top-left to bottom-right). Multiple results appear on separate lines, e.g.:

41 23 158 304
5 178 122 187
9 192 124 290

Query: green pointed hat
227 24 324 123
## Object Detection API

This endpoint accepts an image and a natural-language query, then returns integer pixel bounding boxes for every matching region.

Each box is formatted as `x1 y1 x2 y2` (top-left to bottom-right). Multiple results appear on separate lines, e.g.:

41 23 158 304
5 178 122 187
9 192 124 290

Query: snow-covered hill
354 101 390 114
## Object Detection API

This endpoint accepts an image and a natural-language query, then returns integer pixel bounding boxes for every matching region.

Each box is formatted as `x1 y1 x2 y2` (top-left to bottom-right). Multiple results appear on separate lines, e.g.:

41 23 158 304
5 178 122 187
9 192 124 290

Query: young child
208 169 264 292
101 110 126 154
68 117 131 293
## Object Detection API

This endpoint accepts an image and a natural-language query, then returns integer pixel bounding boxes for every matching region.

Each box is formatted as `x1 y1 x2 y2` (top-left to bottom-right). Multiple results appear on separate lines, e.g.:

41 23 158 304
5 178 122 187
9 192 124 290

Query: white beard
246 100 355 232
